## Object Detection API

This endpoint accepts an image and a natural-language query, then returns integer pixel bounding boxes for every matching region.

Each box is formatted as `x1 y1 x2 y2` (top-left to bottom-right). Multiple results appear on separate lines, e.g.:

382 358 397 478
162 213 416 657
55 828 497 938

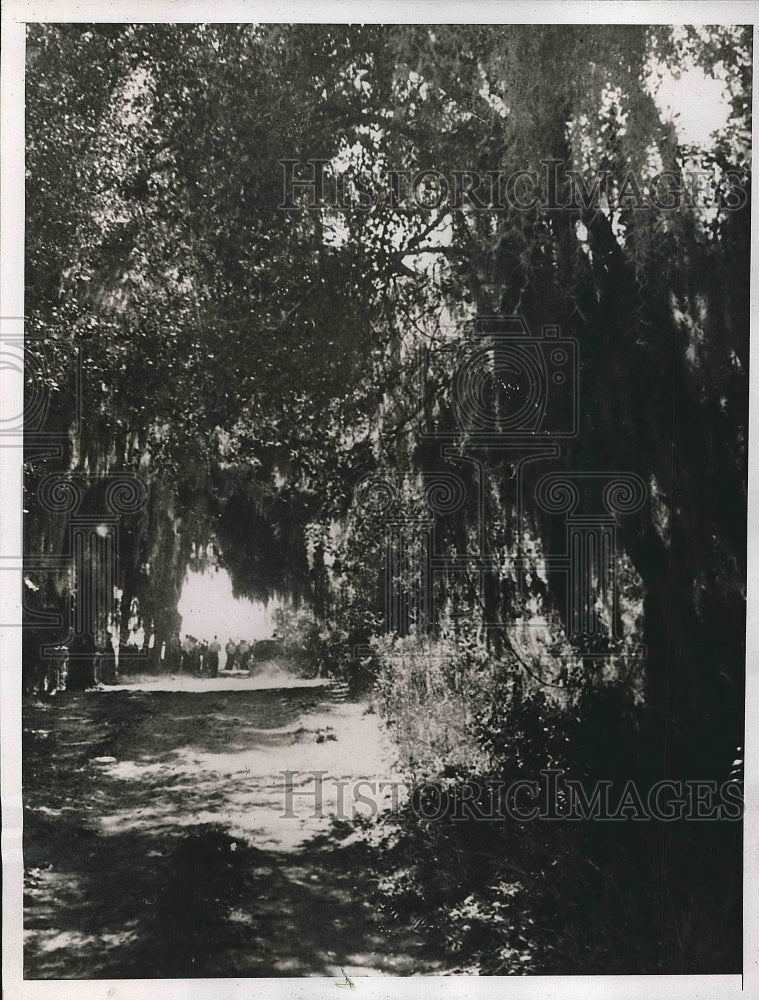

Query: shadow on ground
25 814 434 978
23 688 440 978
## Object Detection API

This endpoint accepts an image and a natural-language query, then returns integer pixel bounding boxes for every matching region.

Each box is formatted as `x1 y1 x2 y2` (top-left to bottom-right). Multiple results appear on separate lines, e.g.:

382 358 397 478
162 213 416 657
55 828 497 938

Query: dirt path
23 668 441 978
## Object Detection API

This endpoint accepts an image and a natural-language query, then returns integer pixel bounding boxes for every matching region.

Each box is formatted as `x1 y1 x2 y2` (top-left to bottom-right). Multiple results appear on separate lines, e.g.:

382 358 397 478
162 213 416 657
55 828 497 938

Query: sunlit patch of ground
103 673 331 693
23 669 439 978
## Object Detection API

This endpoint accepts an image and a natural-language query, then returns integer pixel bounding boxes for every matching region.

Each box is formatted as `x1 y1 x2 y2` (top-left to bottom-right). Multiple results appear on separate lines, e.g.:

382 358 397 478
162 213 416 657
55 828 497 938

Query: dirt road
23 667 440 978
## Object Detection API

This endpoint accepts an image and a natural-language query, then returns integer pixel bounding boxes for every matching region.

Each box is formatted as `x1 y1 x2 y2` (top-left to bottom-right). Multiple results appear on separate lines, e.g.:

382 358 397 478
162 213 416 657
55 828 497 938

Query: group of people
27 628 282 692
163 634 260 676
224 637 252 671
164 634 220 676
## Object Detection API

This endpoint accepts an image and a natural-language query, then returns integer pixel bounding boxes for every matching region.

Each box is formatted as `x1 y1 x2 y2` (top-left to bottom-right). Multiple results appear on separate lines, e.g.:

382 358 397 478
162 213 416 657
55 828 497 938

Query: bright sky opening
177 567 281 642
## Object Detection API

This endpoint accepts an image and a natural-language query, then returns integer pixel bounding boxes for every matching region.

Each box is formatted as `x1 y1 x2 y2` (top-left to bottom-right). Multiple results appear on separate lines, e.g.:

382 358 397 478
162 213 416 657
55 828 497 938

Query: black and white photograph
1 3 756 995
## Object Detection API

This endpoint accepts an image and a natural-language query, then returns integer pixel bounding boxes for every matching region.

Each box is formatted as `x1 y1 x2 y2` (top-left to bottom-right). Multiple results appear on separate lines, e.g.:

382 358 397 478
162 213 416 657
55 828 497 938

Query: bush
365 633 741 974
372 631 496 778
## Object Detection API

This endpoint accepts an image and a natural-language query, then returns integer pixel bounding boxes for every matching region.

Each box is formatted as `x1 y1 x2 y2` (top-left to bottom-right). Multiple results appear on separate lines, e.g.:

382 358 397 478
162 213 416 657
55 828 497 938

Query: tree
24 21 750 777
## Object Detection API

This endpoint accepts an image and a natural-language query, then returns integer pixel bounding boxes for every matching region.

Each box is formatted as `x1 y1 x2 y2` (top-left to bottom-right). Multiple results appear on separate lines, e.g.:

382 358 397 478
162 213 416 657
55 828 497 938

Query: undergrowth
366 633 742 974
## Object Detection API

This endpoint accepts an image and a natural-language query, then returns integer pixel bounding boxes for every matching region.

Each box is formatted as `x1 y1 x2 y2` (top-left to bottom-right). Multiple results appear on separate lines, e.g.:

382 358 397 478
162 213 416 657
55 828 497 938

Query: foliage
368 659 741 974
26 25 750 693
374 632 495 778
371 791 741 973
24 22 749 972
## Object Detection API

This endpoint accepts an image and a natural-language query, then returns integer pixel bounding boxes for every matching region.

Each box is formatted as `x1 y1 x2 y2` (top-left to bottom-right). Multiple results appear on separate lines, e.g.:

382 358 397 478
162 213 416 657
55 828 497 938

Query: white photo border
2 3 756 998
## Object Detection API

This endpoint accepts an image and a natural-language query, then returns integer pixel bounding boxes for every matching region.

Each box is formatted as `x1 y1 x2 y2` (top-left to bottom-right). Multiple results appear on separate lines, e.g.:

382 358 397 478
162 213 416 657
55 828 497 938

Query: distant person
239 638 251 670
189 636 201 675
67 634 97 690
99 631 117 684
225 638 237 670
181 634 193 672
166 632 181 673
207 636 220 677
